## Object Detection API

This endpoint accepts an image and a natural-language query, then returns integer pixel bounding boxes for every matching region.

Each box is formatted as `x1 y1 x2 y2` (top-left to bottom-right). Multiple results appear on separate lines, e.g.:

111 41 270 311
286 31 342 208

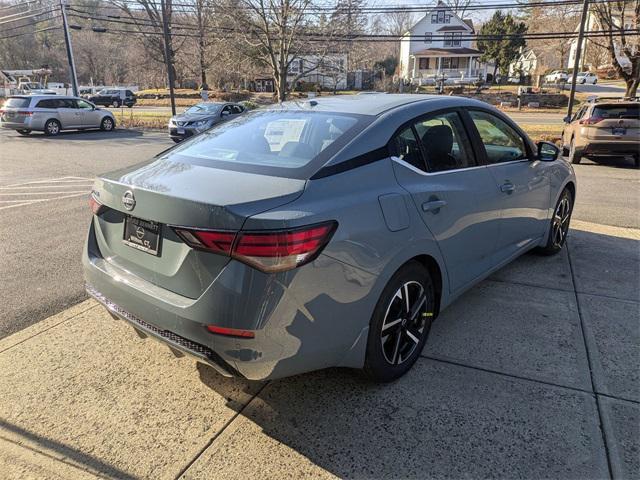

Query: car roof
269 94 459 116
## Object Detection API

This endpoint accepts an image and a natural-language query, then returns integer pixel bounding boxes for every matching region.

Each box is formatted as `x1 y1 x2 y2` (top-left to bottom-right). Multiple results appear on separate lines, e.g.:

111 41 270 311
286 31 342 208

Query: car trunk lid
91 158 306 298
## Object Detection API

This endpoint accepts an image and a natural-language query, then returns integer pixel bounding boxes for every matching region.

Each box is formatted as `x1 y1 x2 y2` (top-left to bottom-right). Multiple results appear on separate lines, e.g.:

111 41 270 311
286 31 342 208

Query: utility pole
160 0 177 116
60 0 78 96
567 0 590 119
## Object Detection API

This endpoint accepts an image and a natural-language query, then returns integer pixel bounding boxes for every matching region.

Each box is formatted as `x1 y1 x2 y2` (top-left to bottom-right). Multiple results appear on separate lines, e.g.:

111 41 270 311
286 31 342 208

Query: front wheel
537 188 573 255
100 117 115 131
112 100 120 108
364 262 436 382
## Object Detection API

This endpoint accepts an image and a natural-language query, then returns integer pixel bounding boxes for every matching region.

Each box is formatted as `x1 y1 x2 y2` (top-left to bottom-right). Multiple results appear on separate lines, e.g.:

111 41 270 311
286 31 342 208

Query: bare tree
591 0 639 97
227 0 335 101
447 0 472 17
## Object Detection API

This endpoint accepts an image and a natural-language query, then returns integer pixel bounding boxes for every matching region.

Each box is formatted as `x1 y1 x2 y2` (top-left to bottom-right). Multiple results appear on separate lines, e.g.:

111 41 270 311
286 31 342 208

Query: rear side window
391 127 425 171
592 104 639 119
3 97 31 108
37 99 58 108
469 110 528 164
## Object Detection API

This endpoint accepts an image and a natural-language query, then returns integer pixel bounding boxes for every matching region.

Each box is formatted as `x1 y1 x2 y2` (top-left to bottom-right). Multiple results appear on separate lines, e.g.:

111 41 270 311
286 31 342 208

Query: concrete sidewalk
1 222 638 480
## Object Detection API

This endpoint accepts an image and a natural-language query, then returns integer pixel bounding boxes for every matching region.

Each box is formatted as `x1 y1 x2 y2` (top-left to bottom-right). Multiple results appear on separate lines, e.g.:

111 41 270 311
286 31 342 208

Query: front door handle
500 182 515 194
422 199 447 213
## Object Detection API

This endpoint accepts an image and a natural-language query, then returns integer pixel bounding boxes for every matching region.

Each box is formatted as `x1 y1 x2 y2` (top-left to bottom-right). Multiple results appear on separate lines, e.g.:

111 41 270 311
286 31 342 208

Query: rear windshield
3 97 30 108
593 104 639 119
164 110 368 178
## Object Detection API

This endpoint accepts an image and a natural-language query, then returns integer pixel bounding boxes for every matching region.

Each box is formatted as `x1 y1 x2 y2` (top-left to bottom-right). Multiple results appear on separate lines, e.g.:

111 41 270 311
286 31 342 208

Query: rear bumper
580 142 639 157
0 118 33 130
86 284 240 377
82 217 376 380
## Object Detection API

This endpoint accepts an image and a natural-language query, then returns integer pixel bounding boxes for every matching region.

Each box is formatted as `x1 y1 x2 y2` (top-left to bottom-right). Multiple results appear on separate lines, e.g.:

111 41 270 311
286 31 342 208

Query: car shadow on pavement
578 156 639 169
0 419 137 479
189 227 637 479
16 129 146 142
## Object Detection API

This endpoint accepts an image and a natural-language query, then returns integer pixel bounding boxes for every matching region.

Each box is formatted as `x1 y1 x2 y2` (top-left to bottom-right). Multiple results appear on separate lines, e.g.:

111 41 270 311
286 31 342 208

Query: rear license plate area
123 216 161 256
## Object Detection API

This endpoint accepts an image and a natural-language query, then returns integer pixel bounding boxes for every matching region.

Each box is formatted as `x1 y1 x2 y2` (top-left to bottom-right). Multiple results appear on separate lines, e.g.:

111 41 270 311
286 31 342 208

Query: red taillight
206 325 255 338
89 193 105 215
173 221 337 273
579 116 603 125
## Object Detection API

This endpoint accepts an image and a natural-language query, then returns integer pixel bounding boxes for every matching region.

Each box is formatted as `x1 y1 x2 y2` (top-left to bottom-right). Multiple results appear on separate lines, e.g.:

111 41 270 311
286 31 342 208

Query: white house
288 53 348 90
508 49 539 78
399 1 488 84
567 9 632 71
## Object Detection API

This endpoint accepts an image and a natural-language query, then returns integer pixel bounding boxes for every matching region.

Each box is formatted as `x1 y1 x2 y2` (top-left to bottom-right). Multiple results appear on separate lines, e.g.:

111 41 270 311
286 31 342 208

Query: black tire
537 188 573 256
364 261 436 382
112 100 120 108
44 119 61 136
634 155 639 168
569 138 582 164
100 117 115 131
171 137 182 143
127 104 133 108
16 129 31 136
593 79 597 85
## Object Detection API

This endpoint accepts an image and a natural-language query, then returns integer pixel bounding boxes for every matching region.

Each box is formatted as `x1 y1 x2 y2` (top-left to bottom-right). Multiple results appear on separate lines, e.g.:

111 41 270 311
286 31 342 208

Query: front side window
414 111 474 172
76 100 94 110
469 110 528 164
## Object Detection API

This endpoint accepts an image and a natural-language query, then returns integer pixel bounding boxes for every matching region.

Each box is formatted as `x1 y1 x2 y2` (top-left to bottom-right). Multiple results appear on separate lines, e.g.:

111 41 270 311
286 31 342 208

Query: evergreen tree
477 11 528 82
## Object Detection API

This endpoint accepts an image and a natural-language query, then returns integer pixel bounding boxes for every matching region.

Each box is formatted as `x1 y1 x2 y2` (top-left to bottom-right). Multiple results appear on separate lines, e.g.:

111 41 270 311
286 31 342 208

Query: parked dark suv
88 89 136 108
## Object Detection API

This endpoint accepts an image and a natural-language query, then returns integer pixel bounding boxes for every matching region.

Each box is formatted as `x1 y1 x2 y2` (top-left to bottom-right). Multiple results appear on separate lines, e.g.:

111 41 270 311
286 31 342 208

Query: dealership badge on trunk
122 190 136 211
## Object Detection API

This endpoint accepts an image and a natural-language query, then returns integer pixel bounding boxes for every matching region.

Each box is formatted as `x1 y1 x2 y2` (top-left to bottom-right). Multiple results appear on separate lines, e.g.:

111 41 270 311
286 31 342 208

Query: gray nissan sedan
168 102 245 142
84 94 576 382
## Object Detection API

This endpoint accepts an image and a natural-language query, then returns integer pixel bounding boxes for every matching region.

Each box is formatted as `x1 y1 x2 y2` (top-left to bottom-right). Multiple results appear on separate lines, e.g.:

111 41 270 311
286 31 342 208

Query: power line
0 24 61 40
0 6 57 25
0 13 61 34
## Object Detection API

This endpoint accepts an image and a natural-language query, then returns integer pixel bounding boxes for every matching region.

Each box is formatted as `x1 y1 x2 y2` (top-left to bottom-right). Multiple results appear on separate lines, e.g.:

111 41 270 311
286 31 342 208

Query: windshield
164 109 368 179
4 97 30 108
185 104 222 114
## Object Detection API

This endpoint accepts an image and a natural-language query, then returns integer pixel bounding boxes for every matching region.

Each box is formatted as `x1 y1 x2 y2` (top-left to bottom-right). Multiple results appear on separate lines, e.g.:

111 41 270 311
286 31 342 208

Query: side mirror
563 116 570 123
537 141 560 162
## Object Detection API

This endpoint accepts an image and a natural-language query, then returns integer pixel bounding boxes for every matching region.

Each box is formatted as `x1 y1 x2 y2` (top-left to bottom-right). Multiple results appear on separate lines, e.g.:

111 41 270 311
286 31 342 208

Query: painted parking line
0 177 93 210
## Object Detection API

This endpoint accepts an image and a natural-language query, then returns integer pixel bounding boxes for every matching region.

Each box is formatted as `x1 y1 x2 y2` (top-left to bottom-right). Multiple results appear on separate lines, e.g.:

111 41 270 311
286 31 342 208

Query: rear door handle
500 182 515 193
422 199 447 213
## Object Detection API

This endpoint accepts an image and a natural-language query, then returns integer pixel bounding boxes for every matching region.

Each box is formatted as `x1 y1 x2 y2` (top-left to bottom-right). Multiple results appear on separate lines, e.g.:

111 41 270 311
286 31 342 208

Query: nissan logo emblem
122 190 136 211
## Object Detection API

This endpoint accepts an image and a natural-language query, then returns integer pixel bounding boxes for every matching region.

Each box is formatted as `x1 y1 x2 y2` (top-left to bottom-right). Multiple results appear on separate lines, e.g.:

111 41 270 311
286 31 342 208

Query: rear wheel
100 117 115 131
364 262 435 382
112 100 120 108
538 188 573 255
16 129 31 136
569 139 582 164
44 119 61 136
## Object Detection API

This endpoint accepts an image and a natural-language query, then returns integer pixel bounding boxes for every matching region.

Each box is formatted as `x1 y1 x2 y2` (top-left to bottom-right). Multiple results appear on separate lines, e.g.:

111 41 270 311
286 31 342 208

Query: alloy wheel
552 195 571 248
47 121 59 135
103 118 114 131
380 281 429 365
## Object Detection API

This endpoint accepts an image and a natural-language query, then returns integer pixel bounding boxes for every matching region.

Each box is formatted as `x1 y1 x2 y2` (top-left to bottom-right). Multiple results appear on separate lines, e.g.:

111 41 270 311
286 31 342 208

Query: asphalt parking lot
0 125 638 479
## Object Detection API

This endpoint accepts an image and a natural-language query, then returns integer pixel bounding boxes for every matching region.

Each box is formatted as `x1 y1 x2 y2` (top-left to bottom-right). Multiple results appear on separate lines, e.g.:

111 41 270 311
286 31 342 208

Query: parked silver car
84 94 576 382
0 95 115 136
168 102 245 142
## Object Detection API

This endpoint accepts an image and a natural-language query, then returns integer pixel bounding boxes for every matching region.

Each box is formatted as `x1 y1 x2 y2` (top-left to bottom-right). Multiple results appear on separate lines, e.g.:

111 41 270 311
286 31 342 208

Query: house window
444 33 462 47
424 33 432 43
441 57 459 69
431 10 448 23
419 58 430 70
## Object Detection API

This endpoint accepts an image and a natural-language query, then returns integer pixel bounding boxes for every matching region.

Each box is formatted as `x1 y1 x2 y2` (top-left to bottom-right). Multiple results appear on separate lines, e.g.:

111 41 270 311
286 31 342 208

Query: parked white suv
545 71 568 83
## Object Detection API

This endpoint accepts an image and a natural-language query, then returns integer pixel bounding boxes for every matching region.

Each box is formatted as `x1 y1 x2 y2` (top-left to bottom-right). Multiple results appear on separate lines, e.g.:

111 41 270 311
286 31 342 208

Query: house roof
463 19 474 31
436 26 468 32
412 47 482 57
